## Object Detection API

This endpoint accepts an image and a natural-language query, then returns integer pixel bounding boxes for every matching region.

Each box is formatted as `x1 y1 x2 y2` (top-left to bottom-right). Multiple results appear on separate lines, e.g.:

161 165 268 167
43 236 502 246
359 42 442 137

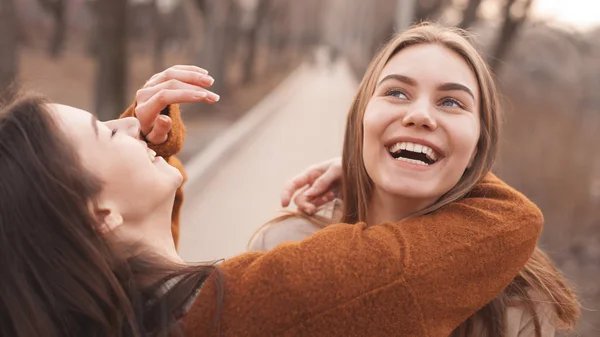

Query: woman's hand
135 65 220 144
280 157 342 214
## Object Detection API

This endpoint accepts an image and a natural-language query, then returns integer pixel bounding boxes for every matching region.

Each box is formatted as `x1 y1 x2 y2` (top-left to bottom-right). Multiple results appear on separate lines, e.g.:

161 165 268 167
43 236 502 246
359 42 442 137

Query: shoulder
247 216 322 252
247 199 341 252
505 295 556 337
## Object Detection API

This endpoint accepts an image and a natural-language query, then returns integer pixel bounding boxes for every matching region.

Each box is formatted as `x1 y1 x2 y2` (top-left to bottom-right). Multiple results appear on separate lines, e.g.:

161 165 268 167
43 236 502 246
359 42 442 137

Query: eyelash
111 129 117 137
384 89 466 109
384 89 407 99
439 97 466 109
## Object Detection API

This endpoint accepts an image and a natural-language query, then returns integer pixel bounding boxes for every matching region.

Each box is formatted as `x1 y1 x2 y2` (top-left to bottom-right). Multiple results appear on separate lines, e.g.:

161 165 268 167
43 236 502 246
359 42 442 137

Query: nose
401 100 437 131
122 117 142 138
104 117 141 139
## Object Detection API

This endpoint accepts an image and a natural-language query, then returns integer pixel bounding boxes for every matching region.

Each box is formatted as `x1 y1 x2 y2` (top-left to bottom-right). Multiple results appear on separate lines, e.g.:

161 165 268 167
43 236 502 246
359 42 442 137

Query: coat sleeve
185 173 543 337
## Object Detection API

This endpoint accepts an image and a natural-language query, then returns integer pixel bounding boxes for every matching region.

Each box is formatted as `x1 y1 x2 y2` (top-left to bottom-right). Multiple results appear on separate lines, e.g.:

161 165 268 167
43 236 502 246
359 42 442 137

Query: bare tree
243 0 271 84
95 0 128 120
414 0 450 23
489 0 535 71
0 0 18 99
151 0 167 73
457 0 483 29
196 0 237 94
37 0 67 58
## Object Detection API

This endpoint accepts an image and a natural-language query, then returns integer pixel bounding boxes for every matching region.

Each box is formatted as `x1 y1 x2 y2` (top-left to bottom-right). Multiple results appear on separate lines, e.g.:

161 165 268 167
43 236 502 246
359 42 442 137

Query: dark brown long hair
0 95 220 337
260 23 580 336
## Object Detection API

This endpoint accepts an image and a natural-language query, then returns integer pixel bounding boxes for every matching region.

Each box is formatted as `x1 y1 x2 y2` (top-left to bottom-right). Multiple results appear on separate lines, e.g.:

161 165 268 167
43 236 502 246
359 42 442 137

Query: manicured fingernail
199 68 209 74
201 76 214 86
208 93 220 102
194 92 207 99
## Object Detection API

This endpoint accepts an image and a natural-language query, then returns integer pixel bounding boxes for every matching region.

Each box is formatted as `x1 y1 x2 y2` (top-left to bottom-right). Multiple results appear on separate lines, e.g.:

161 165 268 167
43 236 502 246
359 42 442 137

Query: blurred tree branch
95 0 128 120
243 0 272 84
457 0 483 29
414 0 450 22
36 0 67 58
490 0 535 71
0 0 18 99
151 0 167 73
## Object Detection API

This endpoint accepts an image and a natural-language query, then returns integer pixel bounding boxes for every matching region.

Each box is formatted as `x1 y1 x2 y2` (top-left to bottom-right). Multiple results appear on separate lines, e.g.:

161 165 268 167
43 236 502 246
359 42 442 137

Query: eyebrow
90 115 99 137
377 74 475 100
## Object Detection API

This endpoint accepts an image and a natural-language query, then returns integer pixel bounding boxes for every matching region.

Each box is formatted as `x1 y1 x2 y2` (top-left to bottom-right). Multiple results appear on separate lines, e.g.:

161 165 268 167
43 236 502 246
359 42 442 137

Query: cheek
447 116 480 163
362 101 390 149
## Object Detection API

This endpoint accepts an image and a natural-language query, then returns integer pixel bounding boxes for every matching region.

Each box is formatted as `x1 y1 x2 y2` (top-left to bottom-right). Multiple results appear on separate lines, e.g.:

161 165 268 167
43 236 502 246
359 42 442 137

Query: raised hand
280 157 342 214
135 65 220 144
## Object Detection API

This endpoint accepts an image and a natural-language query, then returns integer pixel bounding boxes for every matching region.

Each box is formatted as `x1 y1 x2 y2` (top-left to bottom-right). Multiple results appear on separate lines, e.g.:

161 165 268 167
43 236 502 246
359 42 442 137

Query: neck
366 187 436 226
119 200 183 264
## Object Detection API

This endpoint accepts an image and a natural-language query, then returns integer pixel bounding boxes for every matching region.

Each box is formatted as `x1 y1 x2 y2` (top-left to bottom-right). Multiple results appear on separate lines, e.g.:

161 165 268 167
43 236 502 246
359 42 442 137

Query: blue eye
385 89 408 99
440 98 462 108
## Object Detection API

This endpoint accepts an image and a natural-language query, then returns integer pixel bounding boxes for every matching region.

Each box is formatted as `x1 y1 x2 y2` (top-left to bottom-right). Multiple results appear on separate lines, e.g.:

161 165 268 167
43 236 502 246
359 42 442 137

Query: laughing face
362 43 481 209
50 104 183 224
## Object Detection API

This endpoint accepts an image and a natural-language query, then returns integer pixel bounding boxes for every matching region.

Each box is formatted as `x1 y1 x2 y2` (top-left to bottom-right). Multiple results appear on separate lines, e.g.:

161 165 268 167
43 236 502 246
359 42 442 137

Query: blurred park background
1 0 599 335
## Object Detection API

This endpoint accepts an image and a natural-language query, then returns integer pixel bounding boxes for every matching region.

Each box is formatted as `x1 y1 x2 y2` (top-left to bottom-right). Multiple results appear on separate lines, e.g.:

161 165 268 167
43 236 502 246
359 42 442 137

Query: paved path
178 59 358 262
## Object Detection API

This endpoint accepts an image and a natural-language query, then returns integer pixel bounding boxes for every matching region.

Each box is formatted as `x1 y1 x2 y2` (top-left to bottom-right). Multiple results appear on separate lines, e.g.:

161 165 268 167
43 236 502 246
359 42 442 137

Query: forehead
48 104 97 142
379 44 478 90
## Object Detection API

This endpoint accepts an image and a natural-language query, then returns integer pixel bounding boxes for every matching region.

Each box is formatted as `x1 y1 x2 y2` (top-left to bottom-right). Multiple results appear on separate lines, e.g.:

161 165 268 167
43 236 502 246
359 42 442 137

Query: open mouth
387 141 440 166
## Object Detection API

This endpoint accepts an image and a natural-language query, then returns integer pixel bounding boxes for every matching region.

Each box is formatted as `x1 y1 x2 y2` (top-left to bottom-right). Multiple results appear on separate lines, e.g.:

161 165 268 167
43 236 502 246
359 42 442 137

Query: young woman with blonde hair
252 24 580 337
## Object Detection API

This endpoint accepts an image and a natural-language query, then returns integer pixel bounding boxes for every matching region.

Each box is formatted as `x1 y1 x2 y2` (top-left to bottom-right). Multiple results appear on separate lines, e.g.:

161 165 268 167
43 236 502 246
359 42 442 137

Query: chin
384 182 440 200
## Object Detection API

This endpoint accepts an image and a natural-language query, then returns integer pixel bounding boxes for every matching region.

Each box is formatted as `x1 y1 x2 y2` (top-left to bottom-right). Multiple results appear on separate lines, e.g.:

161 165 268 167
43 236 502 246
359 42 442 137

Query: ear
94 207 123 234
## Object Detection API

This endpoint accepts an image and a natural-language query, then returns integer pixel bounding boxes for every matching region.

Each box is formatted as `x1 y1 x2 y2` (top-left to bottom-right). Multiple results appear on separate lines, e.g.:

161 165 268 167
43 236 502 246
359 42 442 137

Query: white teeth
149 150 156 161
394 156 428 166
389 143 402 153
387 141 440 163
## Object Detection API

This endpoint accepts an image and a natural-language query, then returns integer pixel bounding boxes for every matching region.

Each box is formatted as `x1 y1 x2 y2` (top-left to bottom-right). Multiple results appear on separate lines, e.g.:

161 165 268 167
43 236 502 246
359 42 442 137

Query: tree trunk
489 0 534 71
36 0 67 58
0 0 18 100
414 0 449 23
95 0 128 120
151 0 166 73
197 0 233 95
242 0 270 84
457 0 483 30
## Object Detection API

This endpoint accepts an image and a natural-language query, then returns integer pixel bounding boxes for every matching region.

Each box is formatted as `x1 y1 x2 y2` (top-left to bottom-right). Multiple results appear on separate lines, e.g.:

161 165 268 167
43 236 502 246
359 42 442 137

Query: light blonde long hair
260 23 580 336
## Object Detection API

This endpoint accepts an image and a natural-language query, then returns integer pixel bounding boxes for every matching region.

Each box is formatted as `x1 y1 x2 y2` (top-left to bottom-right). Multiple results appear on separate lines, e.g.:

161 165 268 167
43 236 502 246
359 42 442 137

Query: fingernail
208 93 220 102
201 76 214 86
199 68 209 74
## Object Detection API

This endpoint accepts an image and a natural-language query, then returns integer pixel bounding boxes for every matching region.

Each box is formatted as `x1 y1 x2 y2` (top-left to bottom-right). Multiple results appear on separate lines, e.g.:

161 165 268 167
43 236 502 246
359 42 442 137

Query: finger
311 192 336 209
280 168 324 207
137 79 220 104
295 190 335 215
304 166 340 198
145 68 215 89
171 65 209 74
143 115 172 144
144 65 209 88
136 89 209 134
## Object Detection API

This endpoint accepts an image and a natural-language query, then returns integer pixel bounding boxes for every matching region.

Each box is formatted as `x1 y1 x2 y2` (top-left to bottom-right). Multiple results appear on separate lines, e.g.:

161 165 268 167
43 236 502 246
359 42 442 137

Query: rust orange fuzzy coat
121 103 543 336
120 103 185 247
184 175 543 336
